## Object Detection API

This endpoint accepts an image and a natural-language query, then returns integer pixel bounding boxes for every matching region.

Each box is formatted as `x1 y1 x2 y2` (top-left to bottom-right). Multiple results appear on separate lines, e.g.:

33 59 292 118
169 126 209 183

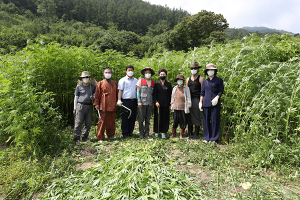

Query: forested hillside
0 0 189 56
2 0 188 34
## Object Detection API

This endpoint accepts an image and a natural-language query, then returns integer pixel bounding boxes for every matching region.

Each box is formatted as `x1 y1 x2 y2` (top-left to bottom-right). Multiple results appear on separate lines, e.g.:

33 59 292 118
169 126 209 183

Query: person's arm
118 90 123 101
186 78 189 86
217 78 224 98
154 83 159 107
137 86 142 107
74 96 79 112
94 82 101 110
199 76 205 86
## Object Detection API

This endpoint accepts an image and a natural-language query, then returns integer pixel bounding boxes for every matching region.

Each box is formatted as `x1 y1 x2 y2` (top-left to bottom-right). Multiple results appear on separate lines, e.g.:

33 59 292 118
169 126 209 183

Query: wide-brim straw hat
203 64 218 74
188 62 202 69
78 71 93 79
174 74 185 82
141 67 155 76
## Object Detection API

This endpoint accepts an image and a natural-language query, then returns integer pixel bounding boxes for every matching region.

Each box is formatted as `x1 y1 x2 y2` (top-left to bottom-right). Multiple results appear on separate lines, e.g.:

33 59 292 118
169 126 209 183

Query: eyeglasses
82 76 89 78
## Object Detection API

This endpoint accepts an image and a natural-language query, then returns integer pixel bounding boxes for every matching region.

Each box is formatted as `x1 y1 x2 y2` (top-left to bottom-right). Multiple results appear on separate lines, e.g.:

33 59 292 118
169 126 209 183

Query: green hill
241 26 295 34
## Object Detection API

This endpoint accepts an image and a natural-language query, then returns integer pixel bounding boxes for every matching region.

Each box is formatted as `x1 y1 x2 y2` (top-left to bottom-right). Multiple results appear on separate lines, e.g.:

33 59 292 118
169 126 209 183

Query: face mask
207 70 215 76
82 78 89 83
145 73 151 79
160 76 166 80
177 80 183 85
105 73 112 79
191 69 197 75
127 71 134 77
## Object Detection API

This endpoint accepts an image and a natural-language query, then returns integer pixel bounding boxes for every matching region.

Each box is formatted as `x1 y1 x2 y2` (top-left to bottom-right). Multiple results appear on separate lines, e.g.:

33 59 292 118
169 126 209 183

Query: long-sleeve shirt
171 85 191 114
200 76 224 108
94 79 118 112
153 80 172 107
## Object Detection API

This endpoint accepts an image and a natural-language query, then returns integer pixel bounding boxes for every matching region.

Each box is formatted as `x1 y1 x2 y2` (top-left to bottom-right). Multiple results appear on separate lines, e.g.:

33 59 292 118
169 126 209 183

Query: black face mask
160 76 166 80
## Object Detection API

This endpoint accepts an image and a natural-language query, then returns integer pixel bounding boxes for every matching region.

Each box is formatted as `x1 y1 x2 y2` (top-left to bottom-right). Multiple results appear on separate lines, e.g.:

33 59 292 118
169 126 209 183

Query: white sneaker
155 133 158 137
98 140 103 143
203 140 208 143
161 133 166 139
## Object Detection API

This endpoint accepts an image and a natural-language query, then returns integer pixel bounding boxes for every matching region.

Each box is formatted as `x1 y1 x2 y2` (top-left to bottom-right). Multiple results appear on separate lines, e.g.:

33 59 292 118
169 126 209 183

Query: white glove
211 96 218 106
199 102 203 111
117 100 123 106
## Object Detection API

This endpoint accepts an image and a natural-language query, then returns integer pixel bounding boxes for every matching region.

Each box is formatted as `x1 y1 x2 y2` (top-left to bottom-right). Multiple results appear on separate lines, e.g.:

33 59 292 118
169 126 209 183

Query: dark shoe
170 128 176 138
184 125 193 137
192 126 200 139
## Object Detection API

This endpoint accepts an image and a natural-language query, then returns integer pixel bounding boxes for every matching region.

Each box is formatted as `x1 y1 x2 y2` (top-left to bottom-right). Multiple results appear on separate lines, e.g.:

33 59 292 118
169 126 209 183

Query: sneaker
98 140 103 143
161 133 166 139
155 133 158 137
81 137 90 142
114 135 116 138
203 140 208 143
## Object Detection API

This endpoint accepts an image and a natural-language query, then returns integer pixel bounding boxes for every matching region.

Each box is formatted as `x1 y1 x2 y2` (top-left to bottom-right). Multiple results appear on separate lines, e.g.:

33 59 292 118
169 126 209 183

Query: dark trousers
121 99 137 138
202 104 221 142
173 110 189 130
153 106 170 133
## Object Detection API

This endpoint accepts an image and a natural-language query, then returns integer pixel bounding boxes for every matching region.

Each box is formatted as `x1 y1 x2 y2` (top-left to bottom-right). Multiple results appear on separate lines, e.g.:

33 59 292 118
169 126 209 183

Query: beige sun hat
78 71 93 79
203 63 218 75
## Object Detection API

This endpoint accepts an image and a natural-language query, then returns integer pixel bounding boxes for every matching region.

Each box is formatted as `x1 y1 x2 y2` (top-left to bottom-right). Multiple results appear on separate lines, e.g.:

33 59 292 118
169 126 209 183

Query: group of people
73 62 224 144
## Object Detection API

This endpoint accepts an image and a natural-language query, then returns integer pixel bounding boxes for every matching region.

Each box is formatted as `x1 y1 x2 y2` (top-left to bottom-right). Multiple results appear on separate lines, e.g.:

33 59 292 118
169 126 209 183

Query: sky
143 0 300 34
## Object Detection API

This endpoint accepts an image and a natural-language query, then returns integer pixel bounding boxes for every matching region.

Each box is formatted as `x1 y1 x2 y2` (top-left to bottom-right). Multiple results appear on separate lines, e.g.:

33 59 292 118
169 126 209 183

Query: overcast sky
143 0 300 34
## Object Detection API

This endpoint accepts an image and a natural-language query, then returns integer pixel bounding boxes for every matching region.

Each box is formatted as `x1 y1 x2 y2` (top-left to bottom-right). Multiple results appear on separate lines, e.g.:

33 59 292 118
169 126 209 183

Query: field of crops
1 34 300 199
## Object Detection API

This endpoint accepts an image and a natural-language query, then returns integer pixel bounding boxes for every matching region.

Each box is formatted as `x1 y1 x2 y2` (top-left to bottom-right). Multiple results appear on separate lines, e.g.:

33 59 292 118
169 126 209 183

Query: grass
2 122 299 199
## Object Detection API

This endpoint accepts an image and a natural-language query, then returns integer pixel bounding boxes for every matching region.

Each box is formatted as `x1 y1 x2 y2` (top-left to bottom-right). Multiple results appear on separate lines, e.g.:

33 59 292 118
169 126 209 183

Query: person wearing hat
153 68 172 139
170 74 192 139
74 71 96 144
200 63 224 143
136 67 155 139
94 67 118 143
117 65 138 139
185 62 205 139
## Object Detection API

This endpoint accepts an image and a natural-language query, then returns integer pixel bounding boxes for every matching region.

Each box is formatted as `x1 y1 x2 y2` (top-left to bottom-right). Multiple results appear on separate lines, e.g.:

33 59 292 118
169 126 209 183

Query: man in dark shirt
186 62 205 139
74 71 96 144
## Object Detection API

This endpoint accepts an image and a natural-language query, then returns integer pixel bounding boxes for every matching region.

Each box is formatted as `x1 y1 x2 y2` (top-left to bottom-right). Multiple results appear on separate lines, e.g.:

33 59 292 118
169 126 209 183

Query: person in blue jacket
199 64 224 143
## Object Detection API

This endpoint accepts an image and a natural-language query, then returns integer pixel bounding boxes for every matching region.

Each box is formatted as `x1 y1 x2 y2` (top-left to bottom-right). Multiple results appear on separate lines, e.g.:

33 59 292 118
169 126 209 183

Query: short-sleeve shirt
118 75 138 99
75 83 96 104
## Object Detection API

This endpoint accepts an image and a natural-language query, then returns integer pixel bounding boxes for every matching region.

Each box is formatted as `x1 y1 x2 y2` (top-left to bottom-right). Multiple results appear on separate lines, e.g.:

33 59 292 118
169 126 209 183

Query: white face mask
207 70 215 76
145 73 151 79
177 80 183 85
191 69 197 75
82 78 89 83
127 71 134 77
105 73 112 79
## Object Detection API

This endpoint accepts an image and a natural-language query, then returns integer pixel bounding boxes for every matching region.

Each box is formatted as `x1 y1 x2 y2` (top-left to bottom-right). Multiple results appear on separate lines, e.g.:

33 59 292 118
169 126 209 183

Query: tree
164 10 229 51
36 0 57 32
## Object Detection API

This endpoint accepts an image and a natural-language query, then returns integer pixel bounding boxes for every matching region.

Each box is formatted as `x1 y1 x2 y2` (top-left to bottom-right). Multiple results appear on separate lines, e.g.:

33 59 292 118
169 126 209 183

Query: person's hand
95 105 99 110
156 102 160 107
211 96 218 106
117 100 123 106
199 102 203 111
73 110 76 115
138 102 142 108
